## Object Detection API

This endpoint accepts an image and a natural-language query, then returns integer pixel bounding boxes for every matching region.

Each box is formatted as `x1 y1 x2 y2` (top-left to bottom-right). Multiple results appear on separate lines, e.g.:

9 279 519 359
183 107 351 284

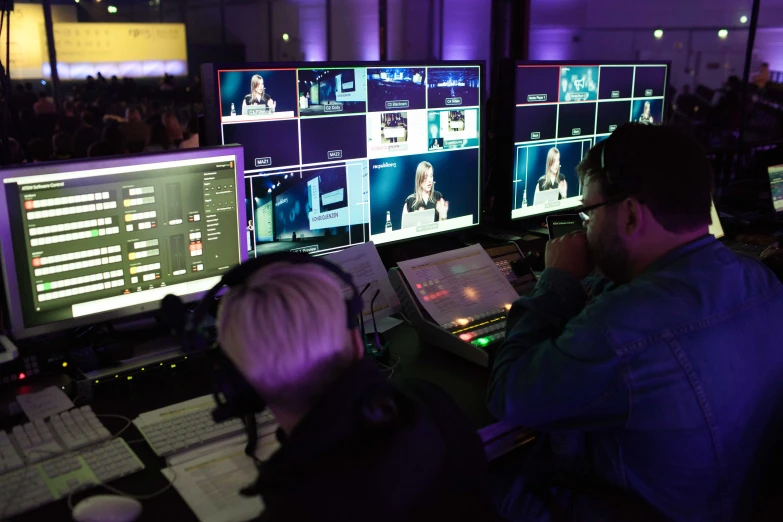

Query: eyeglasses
577 195 632 223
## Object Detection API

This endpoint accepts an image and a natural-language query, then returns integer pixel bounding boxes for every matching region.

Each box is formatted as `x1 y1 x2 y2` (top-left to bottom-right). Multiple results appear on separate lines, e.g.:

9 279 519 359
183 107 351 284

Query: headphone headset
170 252 365 464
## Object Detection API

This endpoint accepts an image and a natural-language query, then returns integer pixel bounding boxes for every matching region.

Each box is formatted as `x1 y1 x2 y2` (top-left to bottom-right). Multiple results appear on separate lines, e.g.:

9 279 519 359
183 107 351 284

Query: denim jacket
487 235 783 521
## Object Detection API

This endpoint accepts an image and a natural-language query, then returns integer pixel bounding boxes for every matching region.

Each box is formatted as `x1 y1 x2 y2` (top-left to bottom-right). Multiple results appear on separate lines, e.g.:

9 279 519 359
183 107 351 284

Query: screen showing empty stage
511 62 668 220
215 64 482 255
3 155 242 329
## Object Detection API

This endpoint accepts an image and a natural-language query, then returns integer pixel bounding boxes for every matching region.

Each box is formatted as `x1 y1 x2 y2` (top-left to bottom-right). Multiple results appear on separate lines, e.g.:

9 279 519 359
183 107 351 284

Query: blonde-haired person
534 147 568 201
242 74 276 115
638 101 654 125
402 161 448 224
217 259 496 521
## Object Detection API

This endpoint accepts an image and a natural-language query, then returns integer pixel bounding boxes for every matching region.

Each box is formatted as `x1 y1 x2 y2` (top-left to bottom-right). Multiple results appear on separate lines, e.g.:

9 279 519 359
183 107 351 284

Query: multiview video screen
511 62 668 220
208 63 483 256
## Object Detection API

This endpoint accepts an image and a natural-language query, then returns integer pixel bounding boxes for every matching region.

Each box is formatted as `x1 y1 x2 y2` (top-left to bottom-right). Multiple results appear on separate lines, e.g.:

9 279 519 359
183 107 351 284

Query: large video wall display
511 63 667 220
217 65 482 253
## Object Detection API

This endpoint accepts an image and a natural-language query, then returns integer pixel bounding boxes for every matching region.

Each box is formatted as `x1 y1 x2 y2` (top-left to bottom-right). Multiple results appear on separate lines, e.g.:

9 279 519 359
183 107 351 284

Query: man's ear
623 198 644 237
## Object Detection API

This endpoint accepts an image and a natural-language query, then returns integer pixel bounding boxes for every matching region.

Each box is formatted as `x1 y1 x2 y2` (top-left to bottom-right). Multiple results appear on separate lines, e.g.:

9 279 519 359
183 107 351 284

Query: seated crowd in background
1 73 202 165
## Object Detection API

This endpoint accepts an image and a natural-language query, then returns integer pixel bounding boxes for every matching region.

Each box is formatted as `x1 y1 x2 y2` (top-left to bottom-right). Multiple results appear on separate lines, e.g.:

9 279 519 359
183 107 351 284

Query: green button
43 282 51 291
91 229 99 237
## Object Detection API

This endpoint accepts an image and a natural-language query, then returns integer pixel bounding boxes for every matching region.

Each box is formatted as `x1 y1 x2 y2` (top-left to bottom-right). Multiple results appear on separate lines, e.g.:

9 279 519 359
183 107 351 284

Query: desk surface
11 323 495 521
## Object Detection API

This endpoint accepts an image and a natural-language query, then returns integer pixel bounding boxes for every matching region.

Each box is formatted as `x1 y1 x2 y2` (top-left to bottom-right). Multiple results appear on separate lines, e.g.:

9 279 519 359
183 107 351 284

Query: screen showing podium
510 61 669 221
202 62 483 257
0 146 246 339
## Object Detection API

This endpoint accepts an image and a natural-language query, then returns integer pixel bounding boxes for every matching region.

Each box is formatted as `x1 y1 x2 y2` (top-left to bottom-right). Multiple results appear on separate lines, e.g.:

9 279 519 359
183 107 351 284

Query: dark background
558 102 597 138
515 104 558 143
369 148 480 235
598 66 634 99
218 69 298 117
596 100 632 134
222 120 300 172
300 115 368 165
633 66 668 98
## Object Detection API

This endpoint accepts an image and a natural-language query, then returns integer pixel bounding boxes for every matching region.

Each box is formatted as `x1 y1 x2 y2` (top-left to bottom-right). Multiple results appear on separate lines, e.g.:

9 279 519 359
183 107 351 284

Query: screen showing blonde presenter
533 147 568 205
403 161 448 224
242 74 277 115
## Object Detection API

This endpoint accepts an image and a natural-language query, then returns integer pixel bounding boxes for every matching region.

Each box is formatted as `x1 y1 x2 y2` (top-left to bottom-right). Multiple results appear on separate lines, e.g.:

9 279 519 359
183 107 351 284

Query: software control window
3 155 240 331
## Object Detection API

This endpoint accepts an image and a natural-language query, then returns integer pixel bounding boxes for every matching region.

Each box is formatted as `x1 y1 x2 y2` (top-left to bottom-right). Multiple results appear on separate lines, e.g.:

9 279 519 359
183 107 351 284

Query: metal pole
737 0 761 153
379 0 387 61
219 0 226 44
326 0 332 61
43 0 63 114
268 1 274 61
2 4 10 166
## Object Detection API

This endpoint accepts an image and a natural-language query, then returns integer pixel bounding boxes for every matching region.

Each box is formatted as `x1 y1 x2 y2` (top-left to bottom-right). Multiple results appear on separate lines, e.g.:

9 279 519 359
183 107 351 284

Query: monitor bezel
506 59 672 224
0 145 247 340
201 60 486 249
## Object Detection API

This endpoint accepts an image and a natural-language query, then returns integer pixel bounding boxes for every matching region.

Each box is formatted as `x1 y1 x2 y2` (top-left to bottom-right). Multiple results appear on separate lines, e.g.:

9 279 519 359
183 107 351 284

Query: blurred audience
0 74 203 167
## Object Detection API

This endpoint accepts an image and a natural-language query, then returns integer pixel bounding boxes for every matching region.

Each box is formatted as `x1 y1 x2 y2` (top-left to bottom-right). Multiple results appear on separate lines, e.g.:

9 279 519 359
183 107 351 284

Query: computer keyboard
723 240 766 258
0 415 143 519
10 405 112 462
135 396 277 457
441 307 508 349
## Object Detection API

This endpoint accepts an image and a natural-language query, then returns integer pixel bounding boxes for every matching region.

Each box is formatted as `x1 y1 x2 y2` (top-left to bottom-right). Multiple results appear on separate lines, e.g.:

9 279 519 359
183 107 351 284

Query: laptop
533 188 560 206
710 201 766 258
402 208 436 229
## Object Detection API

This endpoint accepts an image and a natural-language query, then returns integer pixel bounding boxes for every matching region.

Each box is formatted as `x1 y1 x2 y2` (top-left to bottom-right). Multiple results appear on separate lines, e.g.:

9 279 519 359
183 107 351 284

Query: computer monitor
509 61 670 221
201 62 483 257
768 164 783 214
0 146 246 340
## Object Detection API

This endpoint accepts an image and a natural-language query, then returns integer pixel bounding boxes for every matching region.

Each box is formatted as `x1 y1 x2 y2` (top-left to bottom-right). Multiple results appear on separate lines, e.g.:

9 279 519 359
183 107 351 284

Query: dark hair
52 132 72 156
102 126 126 155
87 141 113 158
147 122 171 149
80 111 94 126
27 138 50 163
762 62 769 68
577 123 713 233
37 91 47 99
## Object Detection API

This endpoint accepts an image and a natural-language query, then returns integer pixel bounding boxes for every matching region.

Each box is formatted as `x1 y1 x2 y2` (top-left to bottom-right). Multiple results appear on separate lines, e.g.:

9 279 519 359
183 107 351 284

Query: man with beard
487 123 783 522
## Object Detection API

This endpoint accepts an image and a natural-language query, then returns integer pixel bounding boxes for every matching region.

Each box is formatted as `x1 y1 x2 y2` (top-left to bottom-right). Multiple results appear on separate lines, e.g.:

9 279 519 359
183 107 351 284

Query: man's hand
545 231 592 279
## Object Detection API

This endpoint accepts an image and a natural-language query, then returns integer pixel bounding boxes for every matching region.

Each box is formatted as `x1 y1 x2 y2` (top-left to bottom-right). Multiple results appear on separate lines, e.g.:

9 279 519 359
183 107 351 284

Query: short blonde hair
217 261 355 412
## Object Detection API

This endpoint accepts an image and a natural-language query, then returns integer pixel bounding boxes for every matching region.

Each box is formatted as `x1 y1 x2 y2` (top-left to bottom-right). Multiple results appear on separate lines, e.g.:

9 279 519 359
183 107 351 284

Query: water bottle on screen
522 189 528 209
230 103 236 116
385 211 392 232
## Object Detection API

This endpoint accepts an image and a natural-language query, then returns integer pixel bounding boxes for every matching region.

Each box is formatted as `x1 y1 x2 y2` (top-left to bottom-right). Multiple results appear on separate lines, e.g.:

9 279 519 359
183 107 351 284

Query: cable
66 466 178 511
